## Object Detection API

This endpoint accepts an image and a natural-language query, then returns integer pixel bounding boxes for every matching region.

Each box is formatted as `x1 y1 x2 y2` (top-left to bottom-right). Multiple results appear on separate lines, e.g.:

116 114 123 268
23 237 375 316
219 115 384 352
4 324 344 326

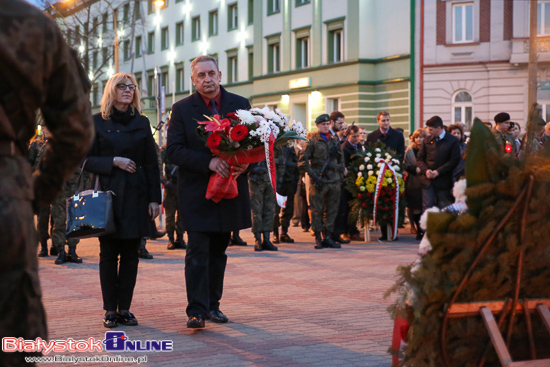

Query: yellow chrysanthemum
381 179 388 187
366 184 375 193
384 170 393 178
366 176 377 185
356 177 365 186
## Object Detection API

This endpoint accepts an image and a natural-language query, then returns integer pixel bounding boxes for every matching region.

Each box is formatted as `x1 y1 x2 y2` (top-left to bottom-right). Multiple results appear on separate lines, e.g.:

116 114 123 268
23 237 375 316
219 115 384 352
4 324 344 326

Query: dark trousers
274 186 297 230
99 237 140 312
299 182 310 230
422 185 454 212
185 231 231 317
334 185 359 236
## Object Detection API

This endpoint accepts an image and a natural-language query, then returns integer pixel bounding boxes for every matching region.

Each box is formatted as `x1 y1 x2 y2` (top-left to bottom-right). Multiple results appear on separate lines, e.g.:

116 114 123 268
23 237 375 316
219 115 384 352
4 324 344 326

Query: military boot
272 227 280 244
54 248 66 265
167 231 176 249
229 231 247 246
67 247 83 263
322 231 341 249
279 226 294 243
254 233 263 251
314 232 323 249
177 232 187 249
332 233 350 244
262 232 278 251
50 245 59 256
138 239 154 259
38 240 49 257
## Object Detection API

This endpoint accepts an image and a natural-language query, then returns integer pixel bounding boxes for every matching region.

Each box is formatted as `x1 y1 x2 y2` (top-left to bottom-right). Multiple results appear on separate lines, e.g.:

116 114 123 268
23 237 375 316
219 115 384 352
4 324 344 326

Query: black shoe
272 235 280 244
279 233 295 243
416 232 424 241
302 227 310 233
103 312 118 328
187 315 205 328
332 234 350 244
152 231 166 239
38 241 49 257
262 232 278 251
138 248 154 259
207 309 228 323
229 234 247 246
378 236 388 241
67 248 83 263
50 246 59 256
117 311 138 326
314 232 323 249
253 233 263 251
167 241 186 250
322 236 341 249
54 249 66 265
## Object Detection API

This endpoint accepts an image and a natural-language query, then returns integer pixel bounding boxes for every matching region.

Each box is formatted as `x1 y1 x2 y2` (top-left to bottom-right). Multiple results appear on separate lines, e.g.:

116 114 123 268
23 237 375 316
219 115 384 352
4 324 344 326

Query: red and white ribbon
372 160 399 240
264 130 287 208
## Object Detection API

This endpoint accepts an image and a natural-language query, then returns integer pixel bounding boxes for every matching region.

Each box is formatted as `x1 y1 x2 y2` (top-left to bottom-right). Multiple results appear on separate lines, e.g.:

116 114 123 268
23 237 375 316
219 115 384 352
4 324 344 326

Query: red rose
227 112 237 119
230 125 249 142
207 132 223 150
358 193 362 199
362 203 367 208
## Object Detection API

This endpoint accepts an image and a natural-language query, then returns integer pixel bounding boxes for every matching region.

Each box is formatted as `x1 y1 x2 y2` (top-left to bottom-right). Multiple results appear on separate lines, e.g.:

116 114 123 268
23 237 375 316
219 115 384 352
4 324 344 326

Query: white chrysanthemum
368 170 374 176
376 153 381 158
387 178 393 184
254 115 265 124
359 165 365 171
235 109 256 125
377 163 381 168
360 186 366 191
367 153 372 157
250 107 264 115
364 157 370 162
264 109 281 124
374 158 380 163
375 148 381 152
394 166 400 171
367 164 373 169
357 172 363 177
396 173 402 179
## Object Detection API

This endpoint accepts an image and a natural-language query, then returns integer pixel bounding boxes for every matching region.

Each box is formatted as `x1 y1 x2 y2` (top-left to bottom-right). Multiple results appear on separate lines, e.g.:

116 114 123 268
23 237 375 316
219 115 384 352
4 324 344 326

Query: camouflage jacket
0 0 94 206
493 129 518 156
298 131 345 184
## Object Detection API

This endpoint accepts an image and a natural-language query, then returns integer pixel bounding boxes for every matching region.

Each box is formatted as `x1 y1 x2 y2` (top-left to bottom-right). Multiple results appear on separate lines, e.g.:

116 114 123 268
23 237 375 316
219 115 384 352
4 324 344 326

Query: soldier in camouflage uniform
0 1 94 365
160 143 186 249
493 112 518 157
272 143 300 244
248 160 278 251
298 114 345 249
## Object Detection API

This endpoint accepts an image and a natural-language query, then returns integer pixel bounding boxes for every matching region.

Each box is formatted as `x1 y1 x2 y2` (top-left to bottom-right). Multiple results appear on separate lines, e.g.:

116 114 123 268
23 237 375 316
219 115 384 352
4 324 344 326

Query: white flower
367 164 373 170
367 153 372 157
364 157 370 162
376 153 381 158
394 166 400 171
374 158 380 163
235 109 255 125
387 178 393 184
375 148 381 152
396 173 402 179
359 165 365 171
368 170 374 176
357 172 363 177
392 158 399 164
377 163 381 168
359 186 366 192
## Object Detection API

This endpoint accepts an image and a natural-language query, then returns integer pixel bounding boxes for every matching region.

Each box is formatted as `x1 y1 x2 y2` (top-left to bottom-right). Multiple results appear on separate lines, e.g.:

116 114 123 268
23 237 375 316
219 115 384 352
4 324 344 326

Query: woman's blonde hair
100 73 141 120
410 128 427 144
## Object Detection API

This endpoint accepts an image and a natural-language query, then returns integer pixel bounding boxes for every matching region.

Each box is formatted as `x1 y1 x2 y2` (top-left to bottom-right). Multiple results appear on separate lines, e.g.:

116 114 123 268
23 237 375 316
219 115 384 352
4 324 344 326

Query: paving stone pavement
35 225 419 366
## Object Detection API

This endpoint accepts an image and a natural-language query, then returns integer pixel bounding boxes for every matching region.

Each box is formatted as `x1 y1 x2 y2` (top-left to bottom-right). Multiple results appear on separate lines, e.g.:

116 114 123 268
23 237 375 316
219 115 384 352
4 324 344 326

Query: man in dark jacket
366 111 405 160
417 116 461 211
167 55 251 329
0 1 94 365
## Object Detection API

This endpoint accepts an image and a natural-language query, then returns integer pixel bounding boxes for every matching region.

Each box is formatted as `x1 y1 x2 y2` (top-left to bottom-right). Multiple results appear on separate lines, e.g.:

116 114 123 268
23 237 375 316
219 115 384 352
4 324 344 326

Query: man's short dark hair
494 112 511 124
377 111 390 121
345 125 360 136
426 116 444 128
329 111 344 122
191 55 219 73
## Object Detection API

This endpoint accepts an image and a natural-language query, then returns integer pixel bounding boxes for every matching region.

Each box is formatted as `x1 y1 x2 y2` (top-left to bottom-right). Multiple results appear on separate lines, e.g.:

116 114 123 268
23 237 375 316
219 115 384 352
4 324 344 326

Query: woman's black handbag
66 167 116 239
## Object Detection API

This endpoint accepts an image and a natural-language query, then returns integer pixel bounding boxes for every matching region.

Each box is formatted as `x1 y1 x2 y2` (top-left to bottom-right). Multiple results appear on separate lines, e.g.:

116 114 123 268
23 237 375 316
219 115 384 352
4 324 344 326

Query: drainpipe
419 0 425 127
410 0 416 133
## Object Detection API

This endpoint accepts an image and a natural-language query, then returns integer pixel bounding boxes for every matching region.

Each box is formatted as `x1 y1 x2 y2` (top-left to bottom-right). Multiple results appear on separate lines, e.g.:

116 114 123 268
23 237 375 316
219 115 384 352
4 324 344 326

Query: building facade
52 0 413 139
417 0 550 131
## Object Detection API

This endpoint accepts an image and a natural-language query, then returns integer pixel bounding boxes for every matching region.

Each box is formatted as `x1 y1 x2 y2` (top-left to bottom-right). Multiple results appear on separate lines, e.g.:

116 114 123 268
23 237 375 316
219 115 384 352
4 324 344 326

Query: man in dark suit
167 55 251 329
366 111 405 160
417 115 461 211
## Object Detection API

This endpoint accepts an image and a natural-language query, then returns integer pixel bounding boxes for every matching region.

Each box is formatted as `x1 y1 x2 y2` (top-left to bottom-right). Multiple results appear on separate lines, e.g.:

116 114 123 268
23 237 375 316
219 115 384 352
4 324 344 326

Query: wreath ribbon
372 160 399 240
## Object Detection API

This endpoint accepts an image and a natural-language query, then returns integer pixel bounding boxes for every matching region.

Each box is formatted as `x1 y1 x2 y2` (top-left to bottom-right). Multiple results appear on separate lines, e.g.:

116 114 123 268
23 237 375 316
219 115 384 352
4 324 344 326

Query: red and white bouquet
196 107 307 203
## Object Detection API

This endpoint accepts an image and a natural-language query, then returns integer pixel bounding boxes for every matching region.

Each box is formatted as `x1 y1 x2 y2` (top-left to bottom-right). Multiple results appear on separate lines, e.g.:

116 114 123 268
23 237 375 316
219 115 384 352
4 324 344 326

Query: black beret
494 112 511 123
315 114 330 124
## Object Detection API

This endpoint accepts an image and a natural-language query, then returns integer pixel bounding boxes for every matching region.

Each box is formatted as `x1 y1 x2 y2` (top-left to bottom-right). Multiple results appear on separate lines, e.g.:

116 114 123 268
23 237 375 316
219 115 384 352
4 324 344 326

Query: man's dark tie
210 100 219 115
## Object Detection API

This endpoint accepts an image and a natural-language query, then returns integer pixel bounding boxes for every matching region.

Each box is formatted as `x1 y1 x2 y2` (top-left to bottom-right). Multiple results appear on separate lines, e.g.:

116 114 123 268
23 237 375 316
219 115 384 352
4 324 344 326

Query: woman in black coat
85 73 161 328
404 128 426 240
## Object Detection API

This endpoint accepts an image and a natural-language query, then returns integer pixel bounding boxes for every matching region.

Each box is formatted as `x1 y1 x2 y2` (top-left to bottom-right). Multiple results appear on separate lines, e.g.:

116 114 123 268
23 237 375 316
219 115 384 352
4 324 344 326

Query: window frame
267 0 281 16
228 3 238 31
296 0 310 7
161 26 169 50
192 16 201 42
296 36 310 69
147 31 155 54
135 35 142 58
209 10 219 37
175 65 184 92
451 90 474 130
175 21 184 46
452 2 474 43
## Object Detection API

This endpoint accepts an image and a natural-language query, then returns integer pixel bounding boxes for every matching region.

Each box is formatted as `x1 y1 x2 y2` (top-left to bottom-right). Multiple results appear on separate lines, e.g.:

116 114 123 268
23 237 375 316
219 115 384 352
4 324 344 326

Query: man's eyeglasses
116 84 136 91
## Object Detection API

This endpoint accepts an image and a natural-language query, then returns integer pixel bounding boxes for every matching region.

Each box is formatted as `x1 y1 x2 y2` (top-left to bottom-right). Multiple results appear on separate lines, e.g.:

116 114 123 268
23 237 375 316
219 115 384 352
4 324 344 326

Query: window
135 73 142 92
192 16 200 41
102 13 108 32
228 3 238 31
296 0 310 6
92 51 98 69
452 3 473 43
176 66 184 92
268 0 280 15
227 54 238 83
147 72 155 96
176 21 184 45
296 37 309 69
161 70 169 93
161 27 169 50
133 1 141 19
135 36 142 58
538 1 550 36
268 43 280 73
102 47 108 64
123 40 130 61
328 29 343 63
326 98 340 112
123 3 130 23
248 48 254 80
92 83 99 106
248 0 254 24
75 25 80 45
147 31 155 54
452 91 473 130
92 17 98 37
209 10 218 36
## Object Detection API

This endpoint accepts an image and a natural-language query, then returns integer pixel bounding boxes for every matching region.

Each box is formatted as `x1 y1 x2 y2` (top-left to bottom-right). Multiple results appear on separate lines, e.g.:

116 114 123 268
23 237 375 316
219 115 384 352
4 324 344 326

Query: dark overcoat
166 87 252 232
366 127 405 160
416 132 460 191
85 110 162 239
